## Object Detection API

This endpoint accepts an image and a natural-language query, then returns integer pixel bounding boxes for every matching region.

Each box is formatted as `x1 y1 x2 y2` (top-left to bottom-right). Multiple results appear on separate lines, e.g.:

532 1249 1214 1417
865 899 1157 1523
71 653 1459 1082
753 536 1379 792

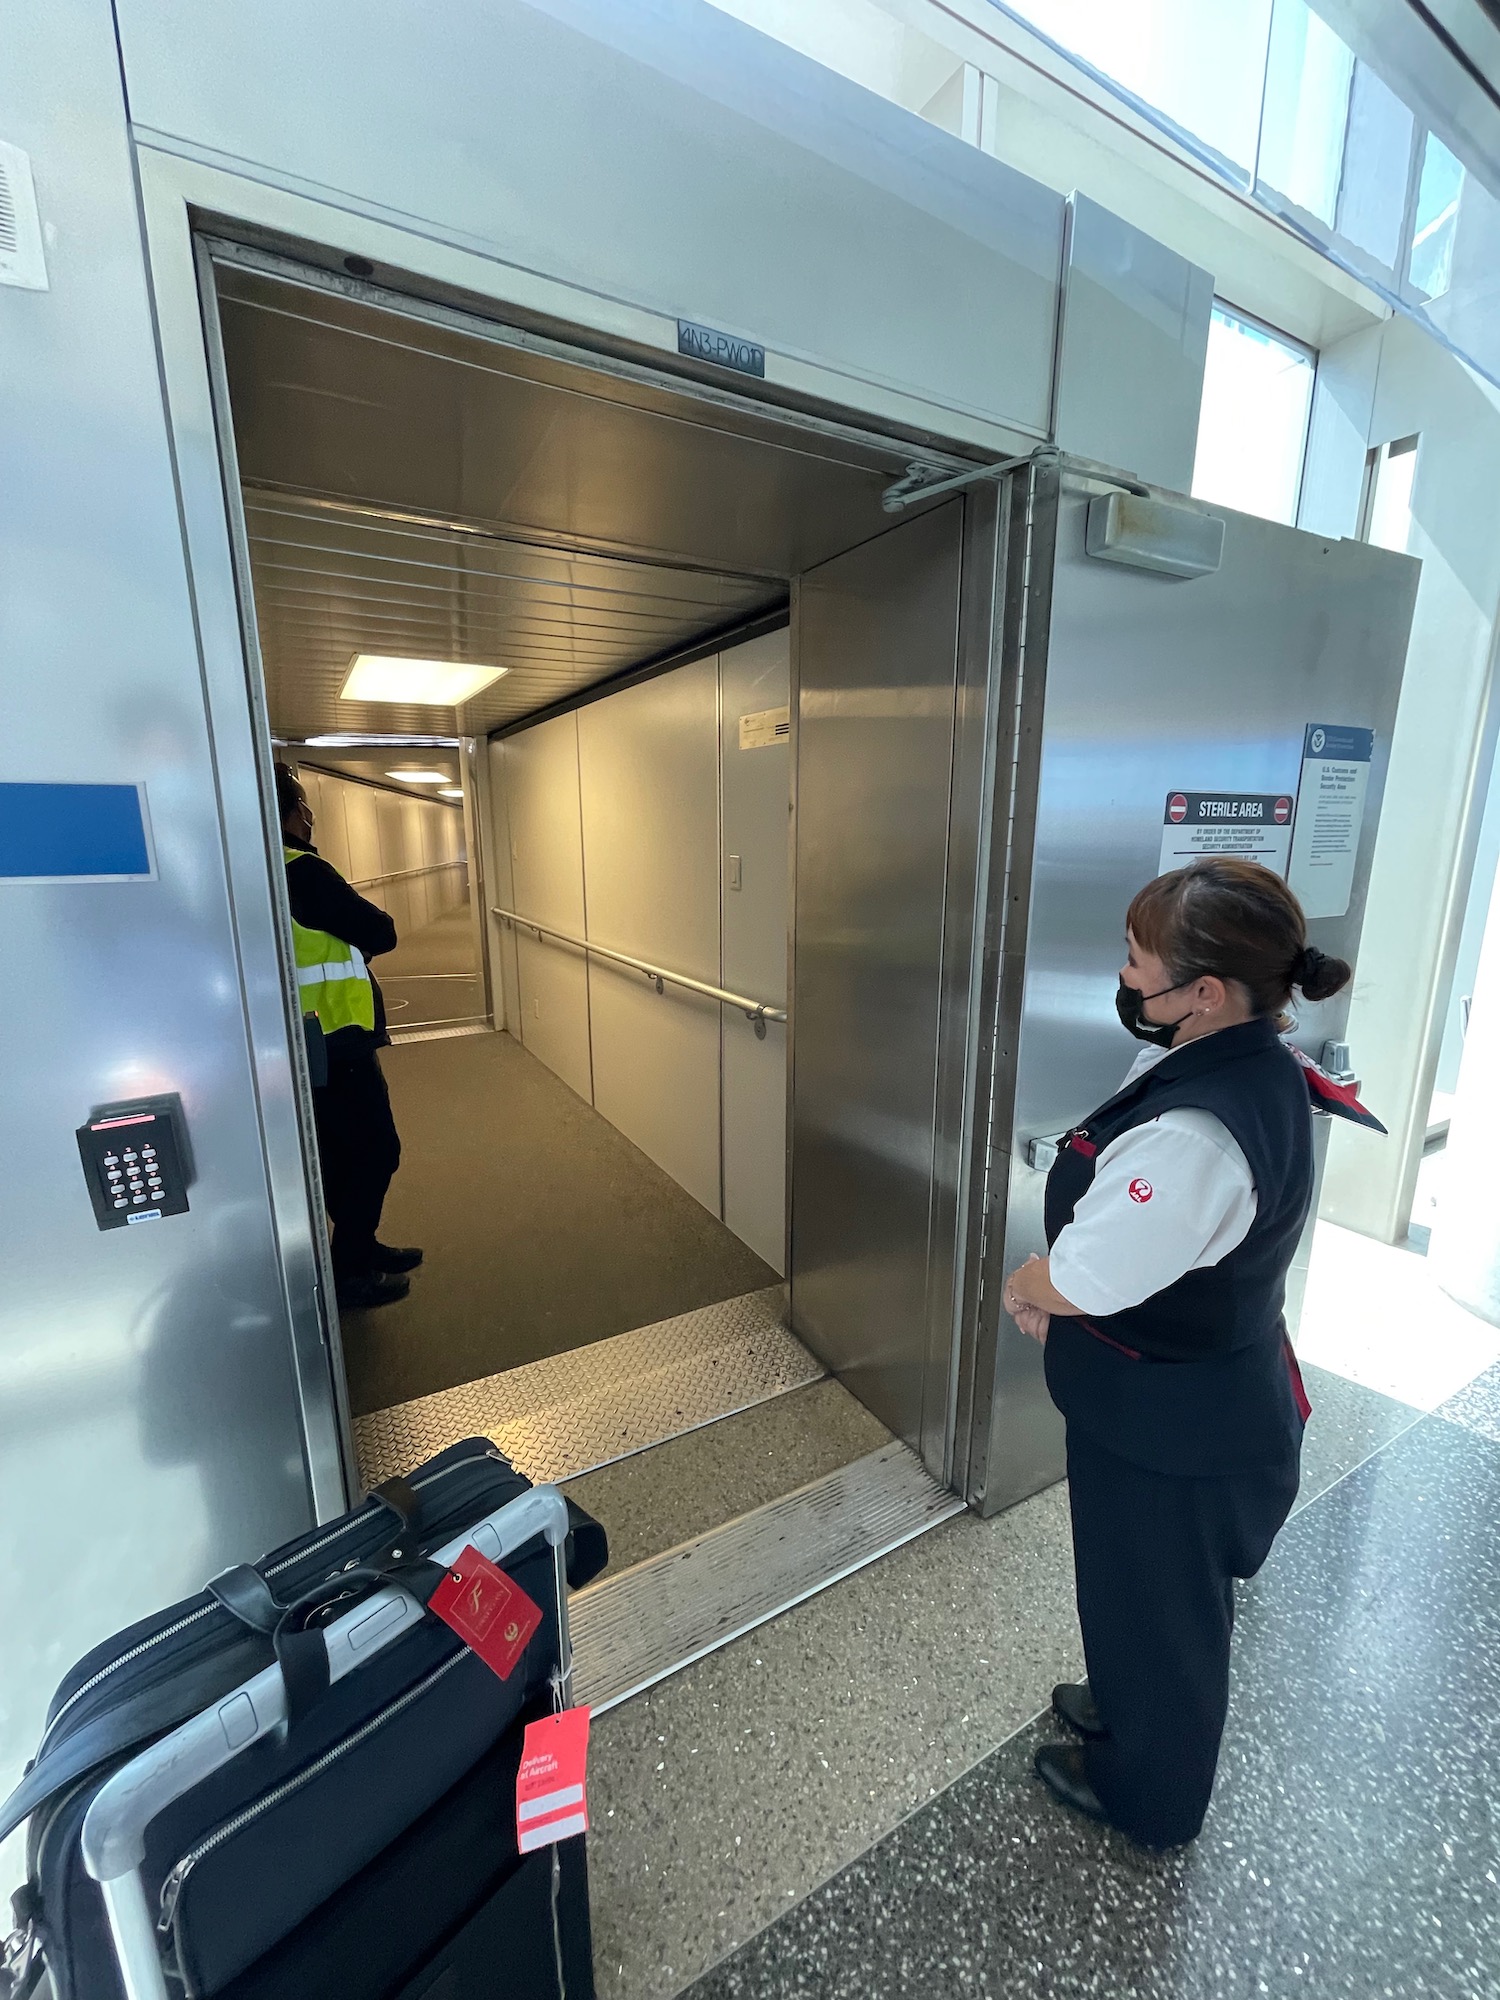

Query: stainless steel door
965 460 1418 1514
789 498 996 1467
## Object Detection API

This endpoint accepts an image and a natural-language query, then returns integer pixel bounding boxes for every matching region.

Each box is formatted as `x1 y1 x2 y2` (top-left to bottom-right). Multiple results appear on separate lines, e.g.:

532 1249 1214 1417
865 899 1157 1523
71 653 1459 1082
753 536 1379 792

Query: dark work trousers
312 1053 401 1279
1066 1425 1300 1848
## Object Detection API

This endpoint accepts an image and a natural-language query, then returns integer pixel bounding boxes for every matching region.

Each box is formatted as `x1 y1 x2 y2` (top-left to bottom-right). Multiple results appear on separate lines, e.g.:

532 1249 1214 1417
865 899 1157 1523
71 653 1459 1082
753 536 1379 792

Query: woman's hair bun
1294 944 1352 1002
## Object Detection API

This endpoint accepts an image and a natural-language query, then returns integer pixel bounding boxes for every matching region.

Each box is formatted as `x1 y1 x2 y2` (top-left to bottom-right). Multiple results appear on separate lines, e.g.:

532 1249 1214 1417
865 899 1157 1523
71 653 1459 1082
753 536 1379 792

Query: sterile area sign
1158 792 1294 877
1288 724 1374 919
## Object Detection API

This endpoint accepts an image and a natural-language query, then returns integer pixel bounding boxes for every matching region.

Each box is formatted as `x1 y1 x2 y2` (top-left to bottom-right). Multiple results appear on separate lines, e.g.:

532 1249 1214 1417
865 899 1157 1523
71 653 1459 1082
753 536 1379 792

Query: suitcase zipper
36 1454 505 1751
155 1645 470 1939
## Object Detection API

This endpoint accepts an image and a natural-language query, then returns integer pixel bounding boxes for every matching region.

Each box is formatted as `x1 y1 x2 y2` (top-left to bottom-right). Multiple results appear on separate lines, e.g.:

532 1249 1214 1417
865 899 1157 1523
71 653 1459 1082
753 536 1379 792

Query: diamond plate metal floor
353 1285 817 1487
387 1021 491 1045
569 1442 966 1714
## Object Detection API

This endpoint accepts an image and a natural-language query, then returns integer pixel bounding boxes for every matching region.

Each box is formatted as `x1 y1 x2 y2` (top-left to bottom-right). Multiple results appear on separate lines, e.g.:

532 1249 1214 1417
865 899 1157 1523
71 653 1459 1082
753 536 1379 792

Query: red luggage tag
516 1706 591 1853
429 1545 542 1682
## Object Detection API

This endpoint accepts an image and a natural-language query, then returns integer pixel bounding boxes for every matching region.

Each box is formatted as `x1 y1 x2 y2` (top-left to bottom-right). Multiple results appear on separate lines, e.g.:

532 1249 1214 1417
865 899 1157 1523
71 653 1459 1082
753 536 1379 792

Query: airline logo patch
517 1706 592 1853
1128 1178 1154 1204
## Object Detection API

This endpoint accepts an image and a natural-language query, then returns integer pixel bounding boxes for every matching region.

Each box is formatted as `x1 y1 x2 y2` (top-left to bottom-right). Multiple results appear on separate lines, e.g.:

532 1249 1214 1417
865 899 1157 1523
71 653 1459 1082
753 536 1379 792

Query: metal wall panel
113 0 1063 438
579 660 723 1214
721 631 792 1272
0 0 320 1835
1052 195 1214 494
976 472 1418 1512
789 502 966 1454
500 716 593 1101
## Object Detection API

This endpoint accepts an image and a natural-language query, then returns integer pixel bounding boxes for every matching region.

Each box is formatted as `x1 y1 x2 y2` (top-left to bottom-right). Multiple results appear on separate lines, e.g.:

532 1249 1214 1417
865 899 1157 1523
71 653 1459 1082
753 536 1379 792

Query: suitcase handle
270 1559 449 1732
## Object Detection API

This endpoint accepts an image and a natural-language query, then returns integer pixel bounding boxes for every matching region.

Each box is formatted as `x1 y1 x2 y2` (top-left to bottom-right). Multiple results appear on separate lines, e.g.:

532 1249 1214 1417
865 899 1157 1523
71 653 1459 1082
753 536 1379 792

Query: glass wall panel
1256 0 1353 224
1001 0 1273 169
1191 304 1315 525
1408 133 1464 300
1335 61 1415 270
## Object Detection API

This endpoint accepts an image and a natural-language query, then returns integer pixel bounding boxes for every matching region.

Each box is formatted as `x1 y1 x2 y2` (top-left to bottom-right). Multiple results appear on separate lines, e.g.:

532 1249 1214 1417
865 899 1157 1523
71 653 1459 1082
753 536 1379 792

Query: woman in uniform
1003 855 1365 1850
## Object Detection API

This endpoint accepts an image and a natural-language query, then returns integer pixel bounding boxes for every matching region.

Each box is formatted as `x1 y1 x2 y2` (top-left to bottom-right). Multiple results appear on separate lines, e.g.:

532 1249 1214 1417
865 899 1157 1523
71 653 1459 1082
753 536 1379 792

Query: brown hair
1127 858 1351 1015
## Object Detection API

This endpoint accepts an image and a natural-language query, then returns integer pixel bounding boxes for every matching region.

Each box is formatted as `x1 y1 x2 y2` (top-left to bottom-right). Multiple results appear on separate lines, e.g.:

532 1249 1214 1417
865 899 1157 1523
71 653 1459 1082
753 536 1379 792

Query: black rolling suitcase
0 1438 606 2000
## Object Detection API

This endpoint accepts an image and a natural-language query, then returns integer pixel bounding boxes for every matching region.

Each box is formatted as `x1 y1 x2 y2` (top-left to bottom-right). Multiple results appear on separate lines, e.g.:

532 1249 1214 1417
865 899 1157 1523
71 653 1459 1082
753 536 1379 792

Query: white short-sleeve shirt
1047 1044 1258 1317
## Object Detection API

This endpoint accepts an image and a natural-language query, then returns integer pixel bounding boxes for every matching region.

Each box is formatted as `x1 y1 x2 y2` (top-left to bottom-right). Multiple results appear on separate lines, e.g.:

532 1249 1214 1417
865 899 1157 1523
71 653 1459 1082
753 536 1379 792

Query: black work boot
336 1270 411 1310
372 1243 424 1274
1034 1742 1108 1825
1052 1682 1108 1740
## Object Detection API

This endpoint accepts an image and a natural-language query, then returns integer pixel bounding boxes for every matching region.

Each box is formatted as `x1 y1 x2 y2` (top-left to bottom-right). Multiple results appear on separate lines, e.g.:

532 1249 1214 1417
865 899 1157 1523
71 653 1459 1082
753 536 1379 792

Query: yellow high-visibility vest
284 846 376 1034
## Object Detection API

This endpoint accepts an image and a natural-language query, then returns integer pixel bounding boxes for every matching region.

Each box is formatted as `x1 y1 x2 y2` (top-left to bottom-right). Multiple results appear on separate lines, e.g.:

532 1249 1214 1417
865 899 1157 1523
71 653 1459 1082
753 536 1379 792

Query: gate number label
678 319 766 377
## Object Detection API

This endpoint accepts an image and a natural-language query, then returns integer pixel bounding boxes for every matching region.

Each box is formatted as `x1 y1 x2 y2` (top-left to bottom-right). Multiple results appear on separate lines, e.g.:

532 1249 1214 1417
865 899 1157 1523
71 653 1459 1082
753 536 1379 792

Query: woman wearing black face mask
1002 856 1375 1850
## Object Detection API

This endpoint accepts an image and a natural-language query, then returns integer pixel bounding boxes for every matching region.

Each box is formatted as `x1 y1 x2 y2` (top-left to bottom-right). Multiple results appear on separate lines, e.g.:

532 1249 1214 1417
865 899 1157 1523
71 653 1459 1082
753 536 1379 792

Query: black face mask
1115 976 1196 1048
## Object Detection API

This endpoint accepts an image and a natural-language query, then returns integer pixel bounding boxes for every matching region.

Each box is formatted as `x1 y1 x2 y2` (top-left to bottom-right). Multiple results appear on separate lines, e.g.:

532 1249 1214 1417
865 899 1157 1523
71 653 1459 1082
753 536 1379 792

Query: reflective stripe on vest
283 847 376 1035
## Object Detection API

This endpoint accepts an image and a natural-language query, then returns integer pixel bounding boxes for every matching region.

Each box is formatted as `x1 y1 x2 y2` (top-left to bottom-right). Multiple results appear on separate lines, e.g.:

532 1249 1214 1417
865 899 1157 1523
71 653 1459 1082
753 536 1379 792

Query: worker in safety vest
275 764 423 1310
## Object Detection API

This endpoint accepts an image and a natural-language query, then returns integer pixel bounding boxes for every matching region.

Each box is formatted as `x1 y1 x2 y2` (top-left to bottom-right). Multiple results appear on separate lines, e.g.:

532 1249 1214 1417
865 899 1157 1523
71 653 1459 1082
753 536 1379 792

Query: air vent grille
0 140 48 290
0 166 17 256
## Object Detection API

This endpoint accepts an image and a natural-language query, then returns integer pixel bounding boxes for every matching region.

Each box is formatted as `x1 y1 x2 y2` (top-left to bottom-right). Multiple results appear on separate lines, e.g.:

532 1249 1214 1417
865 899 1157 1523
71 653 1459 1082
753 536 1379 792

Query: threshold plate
569 1441 964 1714
354 1286 816 1487
387 1021 492 1045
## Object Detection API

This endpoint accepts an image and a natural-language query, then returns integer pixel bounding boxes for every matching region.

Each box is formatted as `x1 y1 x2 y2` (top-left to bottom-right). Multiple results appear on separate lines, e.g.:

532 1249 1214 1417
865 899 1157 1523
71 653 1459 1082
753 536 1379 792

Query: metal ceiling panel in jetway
217 266 922 739
245 491 777 741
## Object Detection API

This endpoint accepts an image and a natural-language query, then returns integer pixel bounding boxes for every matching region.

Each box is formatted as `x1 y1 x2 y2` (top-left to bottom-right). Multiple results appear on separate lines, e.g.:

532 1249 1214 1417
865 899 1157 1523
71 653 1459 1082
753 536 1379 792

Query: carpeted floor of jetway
339 1030 779 1415
378 903 486 1034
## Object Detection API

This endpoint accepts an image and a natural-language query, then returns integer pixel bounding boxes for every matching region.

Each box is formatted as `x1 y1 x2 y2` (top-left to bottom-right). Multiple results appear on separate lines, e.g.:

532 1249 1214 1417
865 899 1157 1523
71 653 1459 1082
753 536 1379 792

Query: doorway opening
208 244 983 1697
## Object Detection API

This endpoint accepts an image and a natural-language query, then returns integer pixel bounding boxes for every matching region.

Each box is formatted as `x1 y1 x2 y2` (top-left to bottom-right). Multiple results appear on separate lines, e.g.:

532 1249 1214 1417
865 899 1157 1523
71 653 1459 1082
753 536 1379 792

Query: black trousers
312 1054 402 1279
1066 1425 1300 1847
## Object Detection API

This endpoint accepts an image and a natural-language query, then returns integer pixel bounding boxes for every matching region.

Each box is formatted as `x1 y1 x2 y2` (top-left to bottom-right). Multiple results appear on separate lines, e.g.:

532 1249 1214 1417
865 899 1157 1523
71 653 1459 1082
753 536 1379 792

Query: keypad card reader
77 1096 190 1229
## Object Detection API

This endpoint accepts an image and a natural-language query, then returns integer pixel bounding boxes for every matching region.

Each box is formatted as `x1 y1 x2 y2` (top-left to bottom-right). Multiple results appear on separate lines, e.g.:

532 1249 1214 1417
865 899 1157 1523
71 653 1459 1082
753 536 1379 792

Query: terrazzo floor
667 1384 1500 2000
583 1360 1441 2000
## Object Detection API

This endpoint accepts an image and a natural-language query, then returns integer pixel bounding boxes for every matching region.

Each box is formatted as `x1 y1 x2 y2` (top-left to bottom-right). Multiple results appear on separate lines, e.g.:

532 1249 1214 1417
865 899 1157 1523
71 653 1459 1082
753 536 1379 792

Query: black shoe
1052 1682 1108 1740
372 1243 424 1274
336 1271 410 1310
1034 1742 1109 1826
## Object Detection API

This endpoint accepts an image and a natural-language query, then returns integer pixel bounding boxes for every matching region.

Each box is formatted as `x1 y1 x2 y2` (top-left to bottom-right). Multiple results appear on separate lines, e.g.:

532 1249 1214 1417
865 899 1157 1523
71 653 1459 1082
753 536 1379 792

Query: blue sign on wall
0 783 154 881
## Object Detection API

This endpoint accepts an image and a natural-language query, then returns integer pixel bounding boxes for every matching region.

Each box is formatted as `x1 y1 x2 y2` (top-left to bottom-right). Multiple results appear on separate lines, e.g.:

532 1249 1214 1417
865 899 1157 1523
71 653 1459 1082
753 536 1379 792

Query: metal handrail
491 904 787 1034
351 858 467 890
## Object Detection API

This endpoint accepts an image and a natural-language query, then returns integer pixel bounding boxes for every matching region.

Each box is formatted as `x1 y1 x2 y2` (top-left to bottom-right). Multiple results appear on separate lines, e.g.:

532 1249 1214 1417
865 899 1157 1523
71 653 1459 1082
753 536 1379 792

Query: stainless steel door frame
923 481 1008 1482
137 186 355 1516
953 454 1062 1515
138 164 1024 1505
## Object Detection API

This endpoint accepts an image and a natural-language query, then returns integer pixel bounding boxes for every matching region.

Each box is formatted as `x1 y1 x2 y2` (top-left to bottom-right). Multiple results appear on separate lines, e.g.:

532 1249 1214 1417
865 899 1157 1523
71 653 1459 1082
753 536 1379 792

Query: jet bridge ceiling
215 262 933 739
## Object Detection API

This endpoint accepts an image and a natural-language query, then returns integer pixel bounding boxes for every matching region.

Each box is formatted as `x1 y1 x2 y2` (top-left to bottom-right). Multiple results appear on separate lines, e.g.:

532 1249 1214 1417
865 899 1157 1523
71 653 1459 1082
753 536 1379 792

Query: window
1408 133 1464 299
999 0 1273 170
1256 0 1353 225
1191 305 1315 526
1359 435 1418 553
1334 62 1415 269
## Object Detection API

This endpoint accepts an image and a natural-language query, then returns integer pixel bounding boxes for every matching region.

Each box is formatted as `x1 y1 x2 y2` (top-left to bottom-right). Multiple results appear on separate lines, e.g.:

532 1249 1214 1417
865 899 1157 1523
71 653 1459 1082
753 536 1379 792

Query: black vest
1041 1015 1311 1475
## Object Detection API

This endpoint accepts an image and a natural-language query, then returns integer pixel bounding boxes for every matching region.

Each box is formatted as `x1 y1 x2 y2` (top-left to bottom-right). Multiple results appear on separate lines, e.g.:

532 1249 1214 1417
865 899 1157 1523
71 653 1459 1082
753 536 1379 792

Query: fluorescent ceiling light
302 733 458 748
341 654 507 706
439 787 464 800
386 769 451 784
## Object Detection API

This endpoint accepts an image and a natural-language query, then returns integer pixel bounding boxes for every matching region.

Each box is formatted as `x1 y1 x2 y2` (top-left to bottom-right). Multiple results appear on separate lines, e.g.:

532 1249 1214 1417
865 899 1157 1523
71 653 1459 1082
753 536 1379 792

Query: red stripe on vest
1079 1317 1142 1361
1284 1338 1312 1423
